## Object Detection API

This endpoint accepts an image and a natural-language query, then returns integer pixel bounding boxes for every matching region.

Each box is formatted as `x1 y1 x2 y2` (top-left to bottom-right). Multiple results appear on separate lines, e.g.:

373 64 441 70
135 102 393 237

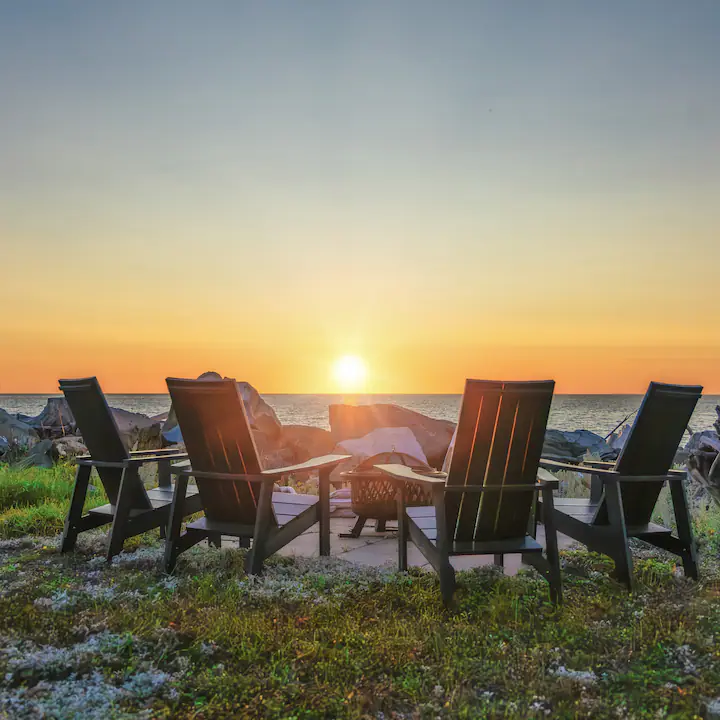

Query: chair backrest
445 380 555 542
165 377 266 526
595 381 702 525
59 377 148 508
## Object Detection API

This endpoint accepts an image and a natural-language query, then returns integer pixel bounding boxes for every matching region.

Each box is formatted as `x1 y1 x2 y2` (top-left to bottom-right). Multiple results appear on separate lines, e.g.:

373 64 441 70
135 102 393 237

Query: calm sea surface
1 394 718 436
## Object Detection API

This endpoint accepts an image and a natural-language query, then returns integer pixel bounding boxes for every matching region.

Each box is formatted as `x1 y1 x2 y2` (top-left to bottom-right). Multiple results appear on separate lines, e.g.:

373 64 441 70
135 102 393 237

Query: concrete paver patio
270 516 575 576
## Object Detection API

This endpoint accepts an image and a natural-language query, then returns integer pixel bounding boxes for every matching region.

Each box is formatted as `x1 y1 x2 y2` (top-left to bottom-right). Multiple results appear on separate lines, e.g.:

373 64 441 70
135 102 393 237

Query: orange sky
2 4 720 394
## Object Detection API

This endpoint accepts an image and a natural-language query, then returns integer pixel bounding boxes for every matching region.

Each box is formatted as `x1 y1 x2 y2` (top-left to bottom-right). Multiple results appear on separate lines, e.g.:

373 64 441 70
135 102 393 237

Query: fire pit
338 450 432 538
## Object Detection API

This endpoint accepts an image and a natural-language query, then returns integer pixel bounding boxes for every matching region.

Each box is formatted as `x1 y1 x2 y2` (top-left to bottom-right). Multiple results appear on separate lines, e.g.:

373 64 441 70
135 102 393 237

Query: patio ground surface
274 515 575 574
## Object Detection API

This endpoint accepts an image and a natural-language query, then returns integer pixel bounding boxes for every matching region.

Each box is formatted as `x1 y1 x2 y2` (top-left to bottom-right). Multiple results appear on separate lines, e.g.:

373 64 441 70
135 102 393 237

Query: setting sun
332 355 368 392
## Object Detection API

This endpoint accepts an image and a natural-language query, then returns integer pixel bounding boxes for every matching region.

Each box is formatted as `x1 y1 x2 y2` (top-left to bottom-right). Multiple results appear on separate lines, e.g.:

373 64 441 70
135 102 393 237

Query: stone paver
272 517 574 578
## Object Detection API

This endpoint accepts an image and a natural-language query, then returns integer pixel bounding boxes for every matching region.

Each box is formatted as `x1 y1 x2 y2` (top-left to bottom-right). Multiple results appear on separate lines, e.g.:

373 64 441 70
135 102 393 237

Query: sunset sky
2 2 719 393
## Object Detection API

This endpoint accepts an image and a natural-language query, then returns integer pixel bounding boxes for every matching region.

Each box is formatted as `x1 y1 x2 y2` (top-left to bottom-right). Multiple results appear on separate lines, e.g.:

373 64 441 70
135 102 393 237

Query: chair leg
157 459 171 488
318 467 331 557
61 465 92 553
527 495 540 539
339 515 366 539
433 486 456 606
439 560 457 607
163 475 187 573
375 519 387 533
541 485 563 605
106 467 136 561
246 479 273 575
397 486 408 572
669 477 699 580
604 479 634 591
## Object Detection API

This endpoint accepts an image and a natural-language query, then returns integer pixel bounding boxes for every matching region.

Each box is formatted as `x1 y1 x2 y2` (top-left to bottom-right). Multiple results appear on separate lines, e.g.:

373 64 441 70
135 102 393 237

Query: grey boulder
542 429 617 462
329 403 455 468
0 409 39 450
23 398 76 437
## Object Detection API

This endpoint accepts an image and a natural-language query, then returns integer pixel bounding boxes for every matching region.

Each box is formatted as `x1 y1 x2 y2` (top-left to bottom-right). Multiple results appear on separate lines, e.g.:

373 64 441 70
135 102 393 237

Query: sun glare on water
332 355 368 392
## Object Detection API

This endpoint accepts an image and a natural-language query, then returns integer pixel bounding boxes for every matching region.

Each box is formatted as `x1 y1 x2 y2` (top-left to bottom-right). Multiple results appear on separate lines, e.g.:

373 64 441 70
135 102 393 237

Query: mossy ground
0 465 719 719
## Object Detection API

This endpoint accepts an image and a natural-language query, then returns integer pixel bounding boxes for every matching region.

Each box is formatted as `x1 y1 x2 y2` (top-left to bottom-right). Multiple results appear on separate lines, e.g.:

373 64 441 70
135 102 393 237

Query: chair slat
473 390 521 540
494 383 554 539
446 381 503 540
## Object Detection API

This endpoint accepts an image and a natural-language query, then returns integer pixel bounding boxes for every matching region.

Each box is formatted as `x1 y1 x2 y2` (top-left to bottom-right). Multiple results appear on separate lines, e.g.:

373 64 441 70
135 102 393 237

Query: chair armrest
173 468 271 484
76 458 128 468
128 452 189 465
171 454 351 482
443 482 557 493
260 454 351 478
76 454 188 470
540 458 620 477
580 459 617 468
377 464 558 493
539 459 675 484
374 464 448 490
537 467 561 489
129 448 187 456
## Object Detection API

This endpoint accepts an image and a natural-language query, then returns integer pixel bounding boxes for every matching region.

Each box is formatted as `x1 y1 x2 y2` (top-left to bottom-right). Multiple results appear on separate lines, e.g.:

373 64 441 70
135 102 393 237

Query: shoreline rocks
282 425 335 463
22 398 77 438
329 403 455 468
686 406 720 505
0 409 39 450
542 429 617 463
1 387 718 508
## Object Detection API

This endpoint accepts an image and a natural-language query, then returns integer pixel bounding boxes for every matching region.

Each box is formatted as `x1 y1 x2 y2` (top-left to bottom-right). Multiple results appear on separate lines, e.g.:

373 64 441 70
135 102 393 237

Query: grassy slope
0 465 719 719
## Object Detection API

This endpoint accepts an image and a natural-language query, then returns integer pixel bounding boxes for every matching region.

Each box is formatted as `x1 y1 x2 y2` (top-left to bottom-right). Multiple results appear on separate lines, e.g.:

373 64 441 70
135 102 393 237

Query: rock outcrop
561 429 615 460
23 398 76 438
14 439 55 469
162 371 282 446
329 403 455 468
607 424 632 451
0 409 39 451
53 436 88 459
110 408 162 451
542 429 617 463
687 409 720 505
237 381 282 440
252 430 295 470
282 425 335 463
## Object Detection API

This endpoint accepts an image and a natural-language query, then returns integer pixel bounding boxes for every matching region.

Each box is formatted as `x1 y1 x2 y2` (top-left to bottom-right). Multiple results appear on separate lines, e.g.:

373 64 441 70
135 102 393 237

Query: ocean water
2 393 718 437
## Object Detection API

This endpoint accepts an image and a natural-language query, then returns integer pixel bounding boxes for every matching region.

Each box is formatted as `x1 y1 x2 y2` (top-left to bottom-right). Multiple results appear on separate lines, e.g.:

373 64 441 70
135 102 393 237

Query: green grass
0 464 104 539
1 463 720 718
1 538 719 719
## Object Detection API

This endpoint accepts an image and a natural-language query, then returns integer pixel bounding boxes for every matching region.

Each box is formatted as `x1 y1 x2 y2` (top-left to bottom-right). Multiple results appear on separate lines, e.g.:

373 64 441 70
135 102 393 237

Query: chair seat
406 506 543 555
271 491 318 526
89 484 199 517
187 491 319 536
547 497 672 536
550 498 598 521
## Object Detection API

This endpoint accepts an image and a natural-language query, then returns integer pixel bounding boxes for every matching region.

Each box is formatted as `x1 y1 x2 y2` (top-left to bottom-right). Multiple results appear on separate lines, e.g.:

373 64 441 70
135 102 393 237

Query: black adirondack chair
539 381 702 590
59 377 201 560
163 377 350 574
376 380 561 605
